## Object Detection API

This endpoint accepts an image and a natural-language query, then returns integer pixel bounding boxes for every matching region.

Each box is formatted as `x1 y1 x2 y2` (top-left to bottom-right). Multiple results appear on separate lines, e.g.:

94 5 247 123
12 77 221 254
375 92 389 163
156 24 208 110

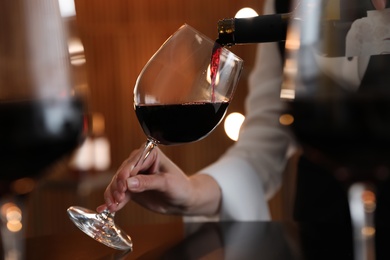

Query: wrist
185 174 222 216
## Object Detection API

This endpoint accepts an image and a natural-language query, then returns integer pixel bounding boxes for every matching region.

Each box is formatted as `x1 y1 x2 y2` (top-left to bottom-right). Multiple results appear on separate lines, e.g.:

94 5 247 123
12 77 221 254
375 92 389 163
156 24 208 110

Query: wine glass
281 0 390 259
0 0 85 259
67 24 243 251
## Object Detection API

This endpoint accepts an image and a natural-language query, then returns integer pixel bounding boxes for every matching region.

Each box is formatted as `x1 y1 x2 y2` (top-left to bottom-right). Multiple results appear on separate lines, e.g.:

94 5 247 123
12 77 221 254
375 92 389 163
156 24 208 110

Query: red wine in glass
135 101 229 145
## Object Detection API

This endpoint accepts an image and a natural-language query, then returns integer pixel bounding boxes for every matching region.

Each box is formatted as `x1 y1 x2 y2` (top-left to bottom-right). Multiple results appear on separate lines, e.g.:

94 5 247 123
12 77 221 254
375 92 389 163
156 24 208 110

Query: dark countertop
24 220 390 259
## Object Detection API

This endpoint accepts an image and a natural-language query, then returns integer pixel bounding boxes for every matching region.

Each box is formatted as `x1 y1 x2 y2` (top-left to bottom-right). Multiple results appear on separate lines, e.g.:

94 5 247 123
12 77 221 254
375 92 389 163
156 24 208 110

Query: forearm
198 156 272 221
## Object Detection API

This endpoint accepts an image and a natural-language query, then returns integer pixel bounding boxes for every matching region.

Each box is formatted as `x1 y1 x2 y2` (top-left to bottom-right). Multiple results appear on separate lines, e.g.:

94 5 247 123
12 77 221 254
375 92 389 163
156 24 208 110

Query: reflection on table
22 220 390 259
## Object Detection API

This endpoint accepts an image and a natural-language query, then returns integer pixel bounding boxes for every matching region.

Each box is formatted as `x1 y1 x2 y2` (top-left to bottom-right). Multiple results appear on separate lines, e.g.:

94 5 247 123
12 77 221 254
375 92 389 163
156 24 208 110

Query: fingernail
127 178 139 189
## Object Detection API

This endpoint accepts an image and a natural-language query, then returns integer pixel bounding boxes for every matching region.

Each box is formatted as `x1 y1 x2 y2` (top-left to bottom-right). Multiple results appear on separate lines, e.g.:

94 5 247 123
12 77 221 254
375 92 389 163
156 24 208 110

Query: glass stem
134 139 157 169
348 182 376 260
100 209 116 225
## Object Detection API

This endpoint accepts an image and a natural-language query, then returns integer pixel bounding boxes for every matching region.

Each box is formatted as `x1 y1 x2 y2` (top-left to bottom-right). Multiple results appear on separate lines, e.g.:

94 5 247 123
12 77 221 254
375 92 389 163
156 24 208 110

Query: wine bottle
216 12 353 56
217 13 291 46
216 2 373 50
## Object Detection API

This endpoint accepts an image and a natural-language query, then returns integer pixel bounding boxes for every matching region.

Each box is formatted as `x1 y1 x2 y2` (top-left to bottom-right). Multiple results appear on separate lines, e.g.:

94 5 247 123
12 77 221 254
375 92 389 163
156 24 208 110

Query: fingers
103 186 131 213
102 171 164 213
100 144 161 212
116 145 159 183
104 170 136 210
115 149 142 192
115 147 159 195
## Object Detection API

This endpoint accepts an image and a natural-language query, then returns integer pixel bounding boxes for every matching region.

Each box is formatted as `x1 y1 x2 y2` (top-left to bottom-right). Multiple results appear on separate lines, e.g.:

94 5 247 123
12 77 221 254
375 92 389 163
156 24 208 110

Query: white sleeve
184 0 296 222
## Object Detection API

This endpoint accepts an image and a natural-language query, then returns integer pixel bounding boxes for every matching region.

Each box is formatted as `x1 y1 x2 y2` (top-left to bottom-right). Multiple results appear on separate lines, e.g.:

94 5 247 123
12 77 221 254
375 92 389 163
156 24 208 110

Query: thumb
127 174 166 192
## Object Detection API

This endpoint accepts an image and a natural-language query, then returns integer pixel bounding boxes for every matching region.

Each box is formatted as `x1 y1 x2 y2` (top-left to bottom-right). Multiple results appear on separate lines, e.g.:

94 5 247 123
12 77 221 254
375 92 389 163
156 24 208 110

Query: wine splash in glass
67 24 243 251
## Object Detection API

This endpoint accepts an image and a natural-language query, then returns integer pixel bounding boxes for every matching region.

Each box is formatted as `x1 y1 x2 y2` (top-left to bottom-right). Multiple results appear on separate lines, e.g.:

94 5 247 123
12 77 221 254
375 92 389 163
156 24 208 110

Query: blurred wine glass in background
0 0 85 258
281 0 390 259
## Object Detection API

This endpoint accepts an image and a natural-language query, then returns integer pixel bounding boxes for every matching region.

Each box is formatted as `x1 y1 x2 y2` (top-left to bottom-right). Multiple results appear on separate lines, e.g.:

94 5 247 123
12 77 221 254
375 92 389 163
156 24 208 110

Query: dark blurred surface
18 220 390 259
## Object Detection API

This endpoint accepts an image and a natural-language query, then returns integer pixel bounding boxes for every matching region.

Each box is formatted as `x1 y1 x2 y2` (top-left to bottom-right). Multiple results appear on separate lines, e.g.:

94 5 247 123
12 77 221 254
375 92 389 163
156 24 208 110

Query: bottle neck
217 13 291 46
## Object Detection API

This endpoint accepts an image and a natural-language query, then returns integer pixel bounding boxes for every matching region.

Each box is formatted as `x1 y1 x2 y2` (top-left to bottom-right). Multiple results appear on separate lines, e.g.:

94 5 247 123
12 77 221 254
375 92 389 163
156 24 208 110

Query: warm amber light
284 59 298 75
279 113 294 126
361 227 376 237
12 177 35 195
362 190 376 213
285 37 300 51
7 221 22 233
1 203 23 232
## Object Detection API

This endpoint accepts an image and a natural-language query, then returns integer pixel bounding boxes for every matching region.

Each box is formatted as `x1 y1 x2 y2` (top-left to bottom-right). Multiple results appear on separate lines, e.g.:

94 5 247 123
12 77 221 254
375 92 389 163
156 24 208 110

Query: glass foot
67 206 133 251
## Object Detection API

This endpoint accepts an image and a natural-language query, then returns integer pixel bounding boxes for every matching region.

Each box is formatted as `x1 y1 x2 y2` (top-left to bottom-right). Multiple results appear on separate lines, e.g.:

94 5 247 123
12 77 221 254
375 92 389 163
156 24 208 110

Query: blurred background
26 0 296 237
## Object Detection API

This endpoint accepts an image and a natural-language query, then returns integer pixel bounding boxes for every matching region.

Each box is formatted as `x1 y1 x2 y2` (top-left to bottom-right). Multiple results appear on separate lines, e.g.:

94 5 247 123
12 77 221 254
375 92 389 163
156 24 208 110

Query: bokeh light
235 7 259 18
224 112 245 141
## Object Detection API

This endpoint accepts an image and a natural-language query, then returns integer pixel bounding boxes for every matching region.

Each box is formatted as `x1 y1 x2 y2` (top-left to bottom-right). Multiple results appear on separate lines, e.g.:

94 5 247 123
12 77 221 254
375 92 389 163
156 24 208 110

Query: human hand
372 0 388 10
96 145 194 214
